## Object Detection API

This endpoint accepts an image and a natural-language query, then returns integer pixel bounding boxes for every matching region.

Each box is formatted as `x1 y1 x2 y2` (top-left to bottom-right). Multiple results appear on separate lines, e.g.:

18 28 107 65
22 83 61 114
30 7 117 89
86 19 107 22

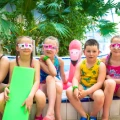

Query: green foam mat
2 66 35 120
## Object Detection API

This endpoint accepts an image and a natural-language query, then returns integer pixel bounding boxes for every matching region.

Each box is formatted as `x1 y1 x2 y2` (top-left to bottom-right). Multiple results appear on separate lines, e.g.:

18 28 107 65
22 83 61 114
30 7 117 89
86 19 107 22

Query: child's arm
22 59 40 112
86 62 106 95
40 55 57 76
106 75 120 84
58 58 67 83
0 56 9 83
72 62 81 100
28 59 40 98
4 60 15 101
72 62 81 86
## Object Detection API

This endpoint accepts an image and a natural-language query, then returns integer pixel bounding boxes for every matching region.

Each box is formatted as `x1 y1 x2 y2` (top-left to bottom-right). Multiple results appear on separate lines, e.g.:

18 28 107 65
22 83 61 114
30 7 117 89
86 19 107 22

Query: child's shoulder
0 55 9 62
100 57 107 63
57 57 64 65
32 58 39 65
57 57 63 61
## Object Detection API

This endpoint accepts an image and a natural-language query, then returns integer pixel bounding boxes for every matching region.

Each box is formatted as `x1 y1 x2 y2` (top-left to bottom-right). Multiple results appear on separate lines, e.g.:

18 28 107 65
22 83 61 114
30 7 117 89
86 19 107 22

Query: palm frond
51 22 71 38
47 2 60 10
98 19 117 36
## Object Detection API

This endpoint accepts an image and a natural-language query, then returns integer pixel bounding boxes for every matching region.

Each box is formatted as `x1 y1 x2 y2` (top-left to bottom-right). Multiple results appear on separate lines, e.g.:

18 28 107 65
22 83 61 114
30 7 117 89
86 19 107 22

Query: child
0 36 46 120
66 39 106 120
39 36 67 120
0 44 9 120
101 35 120 120
0 49 9 92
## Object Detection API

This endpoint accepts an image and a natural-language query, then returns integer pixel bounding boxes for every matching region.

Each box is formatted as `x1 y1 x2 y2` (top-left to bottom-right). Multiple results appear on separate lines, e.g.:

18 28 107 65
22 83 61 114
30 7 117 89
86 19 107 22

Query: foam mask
110 43 120 49
18 43 32 50
43 44 57 50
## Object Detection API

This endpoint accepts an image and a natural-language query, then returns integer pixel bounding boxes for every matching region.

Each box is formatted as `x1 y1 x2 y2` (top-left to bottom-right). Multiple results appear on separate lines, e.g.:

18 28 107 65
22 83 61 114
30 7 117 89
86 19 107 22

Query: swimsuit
106 55 120 93
40 56 60 83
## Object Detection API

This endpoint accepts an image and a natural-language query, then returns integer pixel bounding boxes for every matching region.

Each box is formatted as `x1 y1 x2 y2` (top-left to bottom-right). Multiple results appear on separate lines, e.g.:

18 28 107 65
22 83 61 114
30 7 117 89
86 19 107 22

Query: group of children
0 35 120 120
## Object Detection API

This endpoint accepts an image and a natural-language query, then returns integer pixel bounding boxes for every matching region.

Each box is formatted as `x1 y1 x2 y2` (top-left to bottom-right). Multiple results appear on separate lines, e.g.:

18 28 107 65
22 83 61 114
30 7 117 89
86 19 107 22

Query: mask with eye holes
18 43 33 50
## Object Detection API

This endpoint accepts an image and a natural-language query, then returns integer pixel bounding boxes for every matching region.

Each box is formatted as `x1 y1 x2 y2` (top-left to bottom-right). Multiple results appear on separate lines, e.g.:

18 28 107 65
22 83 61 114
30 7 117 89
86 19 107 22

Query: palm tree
0 0 118 56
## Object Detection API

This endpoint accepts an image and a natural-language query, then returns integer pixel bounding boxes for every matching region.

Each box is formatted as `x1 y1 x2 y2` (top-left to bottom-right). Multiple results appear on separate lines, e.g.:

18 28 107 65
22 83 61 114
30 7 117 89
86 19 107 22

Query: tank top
40 56 60 83
80 59 101 87
0 55 9 84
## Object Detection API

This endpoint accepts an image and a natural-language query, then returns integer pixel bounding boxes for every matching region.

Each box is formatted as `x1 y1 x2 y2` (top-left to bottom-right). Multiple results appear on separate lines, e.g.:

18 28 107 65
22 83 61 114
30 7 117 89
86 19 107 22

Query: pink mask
110 43 120 49
43 44 57 50
18 43 32 50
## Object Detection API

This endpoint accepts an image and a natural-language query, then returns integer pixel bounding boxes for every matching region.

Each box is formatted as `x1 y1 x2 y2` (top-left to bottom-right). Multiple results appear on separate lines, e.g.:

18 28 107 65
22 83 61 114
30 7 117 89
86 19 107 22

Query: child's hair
16 36 33 67
107 35 120 65
44 36 59 48
84 39 99 50
111 35 120 42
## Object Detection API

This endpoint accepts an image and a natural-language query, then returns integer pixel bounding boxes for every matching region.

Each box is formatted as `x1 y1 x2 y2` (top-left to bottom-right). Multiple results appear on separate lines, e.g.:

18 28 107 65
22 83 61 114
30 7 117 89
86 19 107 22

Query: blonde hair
16 36 33 66
16 36 33 44
108 35 120 65
111 35 120 42
44 36 59 48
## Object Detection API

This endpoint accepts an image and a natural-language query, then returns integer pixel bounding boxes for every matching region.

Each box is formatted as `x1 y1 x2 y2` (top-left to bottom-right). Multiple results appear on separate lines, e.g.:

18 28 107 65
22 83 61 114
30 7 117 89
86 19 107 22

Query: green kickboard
2 66 35 120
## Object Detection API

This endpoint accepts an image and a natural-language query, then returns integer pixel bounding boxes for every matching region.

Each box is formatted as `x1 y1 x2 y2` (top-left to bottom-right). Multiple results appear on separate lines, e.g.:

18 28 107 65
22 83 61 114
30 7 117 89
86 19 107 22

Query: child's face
84 45 100 61
43 39 58 57
17 37 33 55
110 38 120 56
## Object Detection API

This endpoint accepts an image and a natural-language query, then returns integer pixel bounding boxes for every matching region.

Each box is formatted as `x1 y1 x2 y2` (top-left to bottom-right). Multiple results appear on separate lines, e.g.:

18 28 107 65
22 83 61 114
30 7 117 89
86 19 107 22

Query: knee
93 91 104 105
56 83 63 94
46 75 55 83
66 87 72 98
104 79 116 90
35 90 46 103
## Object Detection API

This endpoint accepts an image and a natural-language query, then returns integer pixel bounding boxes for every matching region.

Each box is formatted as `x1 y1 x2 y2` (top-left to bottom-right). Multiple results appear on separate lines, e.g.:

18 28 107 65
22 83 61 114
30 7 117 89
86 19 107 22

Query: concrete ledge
30 91 120 120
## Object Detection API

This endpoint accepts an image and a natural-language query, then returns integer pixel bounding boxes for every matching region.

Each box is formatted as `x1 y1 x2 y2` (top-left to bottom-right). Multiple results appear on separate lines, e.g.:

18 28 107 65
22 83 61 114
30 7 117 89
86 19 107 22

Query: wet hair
107 35 120 65
84 39 99 50
16 36 33 67
44 36 59 48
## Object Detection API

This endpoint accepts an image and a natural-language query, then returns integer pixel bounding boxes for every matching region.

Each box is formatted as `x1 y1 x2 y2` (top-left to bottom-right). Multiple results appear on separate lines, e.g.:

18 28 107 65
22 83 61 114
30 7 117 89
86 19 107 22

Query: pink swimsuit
106 55 120 93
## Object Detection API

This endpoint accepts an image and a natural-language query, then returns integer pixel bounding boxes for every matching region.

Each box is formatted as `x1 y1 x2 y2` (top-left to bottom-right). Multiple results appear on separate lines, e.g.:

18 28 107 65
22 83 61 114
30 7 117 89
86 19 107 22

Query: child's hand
22 96 33 113
4 87 10 101
73 89 79 100
106 75 112 79
63 79 68 84
79 90 87 99
39 55 45 62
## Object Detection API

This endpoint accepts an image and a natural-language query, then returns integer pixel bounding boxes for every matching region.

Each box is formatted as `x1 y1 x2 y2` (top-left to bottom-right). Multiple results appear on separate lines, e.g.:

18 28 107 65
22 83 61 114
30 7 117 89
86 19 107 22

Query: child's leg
0 92 5 113
0 83 7 93
115 86 120 97
102 79 116 120
34 89 46 118
43 75 56 119
54 81 63 120
0 113 2 120
90 89 104 117
66 86 87 118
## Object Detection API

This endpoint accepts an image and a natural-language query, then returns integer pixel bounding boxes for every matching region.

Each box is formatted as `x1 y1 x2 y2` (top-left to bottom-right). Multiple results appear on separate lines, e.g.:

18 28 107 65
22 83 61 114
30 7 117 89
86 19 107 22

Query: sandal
43 117 51 120
80 114 89 120
90 116 97 120
35 115 43 120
